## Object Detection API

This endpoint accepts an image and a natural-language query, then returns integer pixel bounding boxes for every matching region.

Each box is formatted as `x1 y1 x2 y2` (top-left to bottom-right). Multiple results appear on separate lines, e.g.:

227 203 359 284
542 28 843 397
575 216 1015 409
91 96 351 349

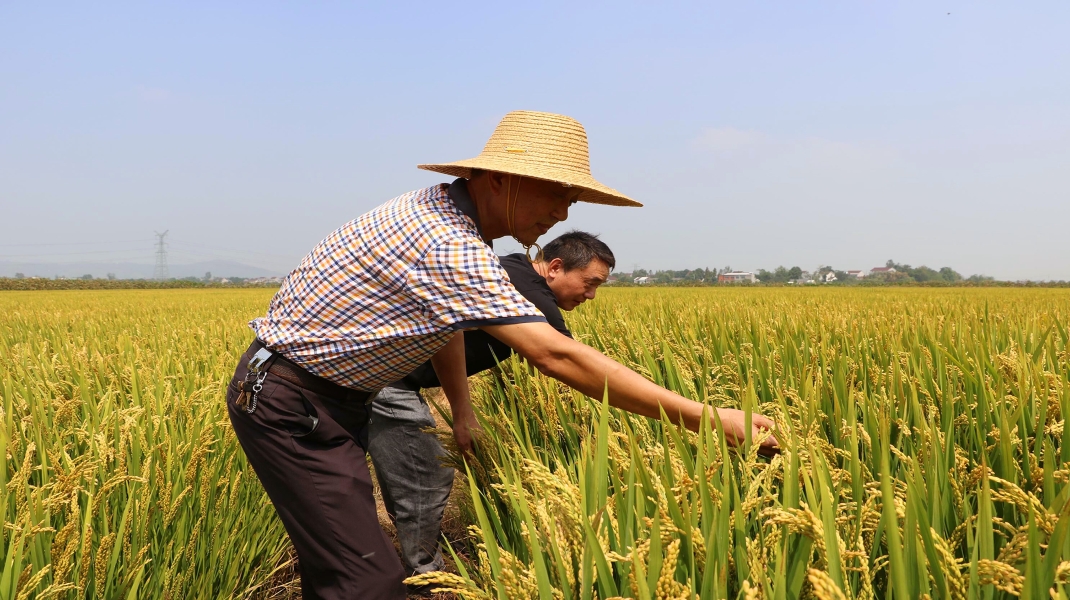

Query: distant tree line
627 268 717 284
612 260 1067 287
754 266 804 284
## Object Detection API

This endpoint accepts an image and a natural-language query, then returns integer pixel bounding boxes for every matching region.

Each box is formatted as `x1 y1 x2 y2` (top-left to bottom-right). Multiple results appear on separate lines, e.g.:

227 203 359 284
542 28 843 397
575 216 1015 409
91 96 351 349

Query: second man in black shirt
366 231 616 588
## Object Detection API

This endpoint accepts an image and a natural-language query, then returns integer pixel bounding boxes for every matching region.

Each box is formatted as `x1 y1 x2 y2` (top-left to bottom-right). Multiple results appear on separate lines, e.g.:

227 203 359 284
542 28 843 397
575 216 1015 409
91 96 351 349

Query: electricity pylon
153 231 169 280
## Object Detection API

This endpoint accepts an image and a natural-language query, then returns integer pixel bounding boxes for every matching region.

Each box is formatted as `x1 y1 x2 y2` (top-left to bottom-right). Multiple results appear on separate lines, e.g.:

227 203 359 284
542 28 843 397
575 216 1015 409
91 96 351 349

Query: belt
251 339 372 403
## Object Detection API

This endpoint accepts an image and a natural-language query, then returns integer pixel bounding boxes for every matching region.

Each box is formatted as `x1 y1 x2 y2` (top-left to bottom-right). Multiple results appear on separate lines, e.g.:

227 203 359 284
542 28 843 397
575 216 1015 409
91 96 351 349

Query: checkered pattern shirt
251 182 546 391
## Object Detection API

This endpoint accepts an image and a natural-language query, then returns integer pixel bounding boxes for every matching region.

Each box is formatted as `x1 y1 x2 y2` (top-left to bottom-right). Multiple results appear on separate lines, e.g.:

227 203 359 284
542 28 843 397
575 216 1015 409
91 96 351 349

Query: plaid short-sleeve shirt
250 180 546 391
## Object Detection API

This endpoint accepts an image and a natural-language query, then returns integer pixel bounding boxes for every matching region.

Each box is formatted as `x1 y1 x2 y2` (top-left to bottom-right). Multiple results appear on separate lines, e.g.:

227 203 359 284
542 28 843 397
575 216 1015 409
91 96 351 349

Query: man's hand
715 408 780 456
451 404 481 457
431 331 482 458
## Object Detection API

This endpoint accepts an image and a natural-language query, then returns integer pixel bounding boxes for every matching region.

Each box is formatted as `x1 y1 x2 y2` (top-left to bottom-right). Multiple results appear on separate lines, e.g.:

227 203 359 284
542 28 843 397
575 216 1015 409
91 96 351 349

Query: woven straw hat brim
418 110 641 208
418 160 641 208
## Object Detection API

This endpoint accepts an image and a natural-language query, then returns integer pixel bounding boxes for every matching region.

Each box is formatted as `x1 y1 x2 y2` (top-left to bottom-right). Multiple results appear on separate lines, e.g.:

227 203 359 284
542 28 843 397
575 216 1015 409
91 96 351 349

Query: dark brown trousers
226 341 406 600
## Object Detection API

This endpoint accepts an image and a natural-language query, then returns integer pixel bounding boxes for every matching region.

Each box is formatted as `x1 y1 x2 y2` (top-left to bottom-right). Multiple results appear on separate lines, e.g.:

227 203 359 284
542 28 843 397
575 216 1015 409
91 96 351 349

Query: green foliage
758 267 803 284
883 259 965 283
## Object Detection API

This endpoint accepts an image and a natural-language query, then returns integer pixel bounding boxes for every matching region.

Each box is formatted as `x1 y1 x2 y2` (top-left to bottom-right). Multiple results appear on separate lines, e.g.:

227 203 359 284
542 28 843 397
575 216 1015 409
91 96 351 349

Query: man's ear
548 257 565 277
487 171 506 197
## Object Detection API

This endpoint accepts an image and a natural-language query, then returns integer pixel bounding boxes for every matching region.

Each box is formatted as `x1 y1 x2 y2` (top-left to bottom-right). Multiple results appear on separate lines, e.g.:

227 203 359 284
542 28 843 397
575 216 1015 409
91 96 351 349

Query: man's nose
585 288 597 299
550 199 569 222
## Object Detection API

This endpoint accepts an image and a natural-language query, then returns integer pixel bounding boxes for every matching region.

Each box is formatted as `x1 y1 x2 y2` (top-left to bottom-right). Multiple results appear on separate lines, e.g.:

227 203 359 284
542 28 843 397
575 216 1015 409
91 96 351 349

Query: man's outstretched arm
482 321 779 451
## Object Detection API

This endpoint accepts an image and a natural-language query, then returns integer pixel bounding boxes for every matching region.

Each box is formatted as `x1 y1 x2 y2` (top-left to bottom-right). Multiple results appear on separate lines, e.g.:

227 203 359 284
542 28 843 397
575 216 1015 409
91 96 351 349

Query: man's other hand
451 406 481 458
716 408 780 456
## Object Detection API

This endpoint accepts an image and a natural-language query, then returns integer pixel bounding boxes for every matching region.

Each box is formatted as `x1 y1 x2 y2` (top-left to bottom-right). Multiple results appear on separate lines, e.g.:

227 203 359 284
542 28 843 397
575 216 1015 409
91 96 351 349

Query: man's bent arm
482 321 778 450
430 331 478 454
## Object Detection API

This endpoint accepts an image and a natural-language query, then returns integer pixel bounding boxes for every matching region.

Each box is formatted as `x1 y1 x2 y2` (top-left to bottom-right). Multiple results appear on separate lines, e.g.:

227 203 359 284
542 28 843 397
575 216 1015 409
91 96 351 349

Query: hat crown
480 111 592 177
416 109 641 206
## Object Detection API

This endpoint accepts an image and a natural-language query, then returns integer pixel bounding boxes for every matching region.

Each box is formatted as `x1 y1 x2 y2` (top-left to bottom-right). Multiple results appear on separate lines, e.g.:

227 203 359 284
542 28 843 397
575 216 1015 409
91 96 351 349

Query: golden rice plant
6 286 1070 599
413 288 1070 600
0 289 288 599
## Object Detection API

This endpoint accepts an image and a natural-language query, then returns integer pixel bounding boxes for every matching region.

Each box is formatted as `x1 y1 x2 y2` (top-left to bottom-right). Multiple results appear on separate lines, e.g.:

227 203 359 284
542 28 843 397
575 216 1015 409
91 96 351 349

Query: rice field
0 290 289 599
2 288 1069 598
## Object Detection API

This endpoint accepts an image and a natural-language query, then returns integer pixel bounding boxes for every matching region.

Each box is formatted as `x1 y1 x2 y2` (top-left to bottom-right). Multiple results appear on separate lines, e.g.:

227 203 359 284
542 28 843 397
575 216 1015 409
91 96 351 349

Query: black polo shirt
391 253 572 391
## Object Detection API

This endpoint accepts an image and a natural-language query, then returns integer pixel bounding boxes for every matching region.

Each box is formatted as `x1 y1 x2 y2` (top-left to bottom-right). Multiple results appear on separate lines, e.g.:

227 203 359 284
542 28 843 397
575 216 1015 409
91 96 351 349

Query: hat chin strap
505 175 543 263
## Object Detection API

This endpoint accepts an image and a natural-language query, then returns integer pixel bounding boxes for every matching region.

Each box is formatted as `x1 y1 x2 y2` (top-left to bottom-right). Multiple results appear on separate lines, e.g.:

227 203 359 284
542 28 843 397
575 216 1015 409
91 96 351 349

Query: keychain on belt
236 347 273 414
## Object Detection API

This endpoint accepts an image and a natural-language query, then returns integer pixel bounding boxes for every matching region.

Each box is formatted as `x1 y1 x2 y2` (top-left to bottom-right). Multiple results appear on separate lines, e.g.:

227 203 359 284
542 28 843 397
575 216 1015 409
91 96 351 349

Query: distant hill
0 259 285 280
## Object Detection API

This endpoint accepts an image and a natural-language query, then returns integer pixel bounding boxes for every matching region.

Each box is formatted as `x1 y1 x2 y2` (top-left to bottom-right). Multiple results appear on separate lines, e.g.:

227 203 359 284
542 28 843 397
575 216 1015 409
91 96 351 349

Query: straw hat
418 111 641 207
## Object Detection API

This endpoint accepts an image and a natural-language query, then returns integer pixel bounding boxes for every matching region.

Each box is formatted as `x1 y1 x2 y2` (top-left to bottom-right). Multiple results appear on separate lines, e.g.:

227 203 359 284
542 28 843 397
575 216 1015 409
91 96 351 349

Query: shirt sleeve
408 237 547 330
398 330 514 390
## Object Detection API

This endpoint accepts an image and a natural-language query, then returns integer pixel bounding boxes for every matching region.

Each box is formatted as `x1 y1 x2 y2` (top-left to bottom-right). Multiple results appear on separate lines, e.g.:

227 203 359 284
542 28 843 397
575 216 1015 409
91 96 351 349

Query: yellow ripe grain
1055 560 1070 583
976 559 1024 595
806 569 846 600
930 528 966 600
404 571 492 600
15 566 54 600
94 532 116 595
76 517 93 592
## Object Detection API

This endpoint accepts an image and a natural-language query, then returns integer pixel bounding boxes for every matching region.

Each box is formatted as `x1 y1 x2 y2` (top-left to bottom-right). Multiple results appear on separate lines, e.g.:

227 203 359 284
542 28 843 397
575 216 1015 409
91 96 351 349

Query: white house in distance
718 271 757 283
869 267 897 277
846 270 865 279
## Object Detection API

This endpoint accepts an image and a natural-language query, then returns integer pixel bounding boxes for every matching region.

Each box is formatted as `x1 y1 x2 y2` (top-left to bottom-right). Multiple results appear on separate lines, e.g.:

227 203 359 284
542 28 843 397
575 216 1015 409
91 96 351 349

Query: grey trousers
367 387 455 576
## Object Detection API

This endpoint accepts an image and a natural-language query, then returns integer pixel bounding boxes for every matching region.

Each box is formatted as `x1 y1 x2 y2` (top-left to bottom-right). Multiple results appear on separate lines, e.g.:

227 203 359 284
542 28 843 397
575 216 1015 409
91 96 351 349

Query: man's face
544 257 611 311
490 174 580 245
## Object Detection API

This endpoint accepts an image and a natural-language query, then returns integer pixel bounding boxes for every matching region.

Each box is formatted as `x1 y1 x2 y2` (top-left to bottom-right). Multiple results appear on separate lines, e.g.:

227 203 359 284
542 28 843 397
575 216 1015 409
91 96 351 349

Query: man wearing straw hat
226 110 778 600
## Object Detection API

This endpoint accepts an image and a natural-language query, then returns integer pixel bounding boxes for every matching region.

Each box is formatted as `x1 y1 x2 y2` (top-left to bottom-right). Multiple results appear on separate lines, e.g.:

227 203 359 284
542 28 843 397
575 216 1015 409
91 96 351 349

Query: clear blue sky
2 2 1068 279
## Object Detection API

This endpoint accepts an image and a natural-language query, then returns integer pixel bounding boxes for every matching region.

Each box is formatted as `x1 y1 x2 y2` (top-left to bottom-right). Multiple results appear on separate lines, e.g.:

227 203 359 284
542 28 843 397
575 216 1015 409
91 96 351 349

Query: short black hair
542 230 615 271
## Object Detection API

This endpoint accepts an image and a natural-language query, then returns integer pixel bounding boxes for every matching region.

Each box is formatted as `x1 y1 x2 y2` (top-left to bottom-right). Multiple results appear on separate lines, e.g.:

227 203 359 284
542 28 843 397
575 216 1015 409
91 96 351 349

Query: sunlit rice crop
0 290 287 599
3 287 1070 599
413 287 1070 600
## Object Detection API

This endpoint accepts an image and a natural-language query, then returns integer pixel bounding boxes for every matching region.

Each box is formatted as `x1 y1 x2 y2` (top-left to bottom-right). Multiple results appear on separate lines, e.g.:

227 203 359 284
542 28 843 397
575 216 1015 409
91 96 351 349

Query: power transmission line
167 238 299 260
153 231 169 280
0 249 153 259
0 239 153 247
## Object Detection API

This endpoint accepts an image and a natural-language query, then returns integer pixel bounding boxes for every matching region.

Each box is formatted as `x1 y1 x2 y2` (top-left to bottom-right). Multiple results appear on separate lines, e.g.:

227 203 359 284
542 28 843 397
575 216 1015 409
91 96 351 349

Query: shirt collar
447 178 489 245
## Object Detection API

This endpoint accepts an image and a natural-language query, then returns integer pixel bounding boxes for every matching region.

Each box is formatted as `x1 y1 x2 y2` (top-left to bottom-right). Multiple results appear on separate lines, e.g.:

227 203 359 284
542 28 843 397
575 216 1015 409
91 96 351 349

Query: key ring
247 370 267 414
